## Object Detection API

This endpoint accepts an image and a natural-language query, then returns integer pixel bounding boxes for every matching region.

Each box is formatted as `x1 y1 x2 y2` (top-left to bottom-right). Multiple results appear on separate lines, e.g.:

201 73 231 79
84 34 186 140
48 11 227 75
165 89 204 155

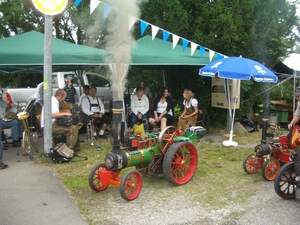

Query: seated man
0 90 24 147
81 86 112 139
41 89 79 151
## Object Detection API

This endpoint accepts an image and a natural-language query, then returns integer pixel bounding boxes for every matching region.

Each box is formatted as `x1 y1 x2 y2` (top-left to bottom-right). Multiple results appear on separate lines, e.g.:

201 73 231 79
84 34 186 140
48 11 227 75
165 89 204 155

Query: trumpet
17 111 31 156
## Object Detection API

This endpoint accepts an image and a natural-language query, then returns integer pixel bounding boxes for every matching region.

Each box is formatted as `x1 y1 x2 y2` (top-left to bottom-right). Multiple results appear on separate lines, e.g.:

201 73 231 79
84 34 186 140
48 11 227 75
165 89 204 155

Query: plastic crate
270 109 289 123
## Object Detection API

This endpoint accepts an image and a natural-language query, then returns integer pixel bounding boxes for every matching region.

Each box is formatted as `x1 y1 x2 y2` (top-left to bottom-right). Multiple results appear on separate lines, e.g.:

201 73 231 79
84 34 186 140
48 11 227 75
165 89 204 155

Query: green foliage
0 0 299 128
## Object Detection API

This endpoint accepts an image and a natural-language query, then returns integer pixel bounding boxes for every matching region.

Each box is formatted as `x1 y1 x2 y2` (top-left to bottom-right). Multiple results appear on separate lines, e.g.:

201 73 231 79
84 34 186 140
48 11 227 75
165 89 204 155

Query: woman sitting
149 87 173 131
130 86 149 132
177 88 199 132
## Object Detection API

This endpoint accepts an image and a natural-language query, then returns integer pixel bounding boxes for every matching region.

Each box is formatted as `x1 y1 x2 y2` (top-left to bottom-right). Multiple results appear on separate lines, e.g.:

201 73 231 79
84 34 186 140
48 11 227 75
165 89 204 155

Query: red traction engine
88 101 199 201
243 119 299 181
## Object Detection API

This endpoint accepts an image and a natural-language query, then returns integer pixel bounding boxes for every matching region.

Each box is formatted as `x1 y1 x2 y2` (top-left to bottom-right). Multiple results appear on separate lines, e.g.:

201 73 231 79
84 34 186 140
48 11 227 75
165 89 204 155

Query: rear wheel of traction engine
89 163 108 192
163 142 198 186
157 126 182 155
262 158 281 181
274 162 298 199
242 153 261 174
22 130 31 156
120 170 142 201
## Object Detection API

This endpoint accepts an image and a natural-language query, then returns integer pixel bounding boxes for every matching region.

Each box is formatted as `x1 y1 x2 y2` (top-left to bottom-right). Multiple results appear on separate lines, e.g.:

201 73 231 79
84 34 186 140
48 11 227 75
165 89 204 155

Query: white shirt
81 96 105 116
157 101 173 116
295 101 300 117
131 87 153 100
183 98 198 109
131 94 149 115
35 82 44 104
41 96 59 127
78 94 87 107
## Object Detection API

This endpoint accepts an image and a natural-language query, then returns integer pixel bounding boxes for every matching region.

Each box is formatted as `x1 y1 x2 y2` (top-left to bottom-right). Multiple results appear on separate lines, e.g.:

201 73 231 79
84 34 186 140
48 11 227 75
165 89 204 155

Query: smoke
104 0 147 101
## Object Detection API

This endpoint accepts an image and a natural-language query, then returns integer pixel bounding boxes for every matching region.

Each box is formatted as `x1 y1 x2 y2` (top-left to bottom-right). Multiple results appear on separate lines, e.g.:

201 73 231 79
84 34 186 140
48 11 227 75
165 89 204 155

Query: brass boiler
17 111 30 155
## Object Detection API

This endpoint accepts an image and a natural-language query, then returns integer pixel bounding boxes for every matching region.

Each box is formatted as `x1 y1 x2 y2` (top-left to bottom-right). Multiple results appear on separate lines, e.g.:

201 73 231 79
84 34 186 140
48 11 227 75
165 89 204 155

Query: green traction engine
88 101 200 201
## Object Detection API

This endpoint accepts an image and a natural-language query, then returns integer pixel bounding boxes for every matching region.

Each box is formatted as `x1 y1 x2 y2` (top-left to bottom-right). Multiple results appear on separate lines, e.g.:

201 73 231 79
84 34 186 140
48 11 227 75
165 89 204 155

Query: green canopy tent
0 30 110 73
130 35 218 69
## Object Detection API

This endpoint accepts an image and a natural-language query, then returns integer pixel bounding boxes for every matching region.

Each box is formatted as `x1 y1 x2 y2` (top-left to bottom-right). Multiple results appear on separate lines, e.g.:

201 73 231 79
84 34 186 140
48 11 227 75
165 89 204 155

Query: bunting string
75 0 226 61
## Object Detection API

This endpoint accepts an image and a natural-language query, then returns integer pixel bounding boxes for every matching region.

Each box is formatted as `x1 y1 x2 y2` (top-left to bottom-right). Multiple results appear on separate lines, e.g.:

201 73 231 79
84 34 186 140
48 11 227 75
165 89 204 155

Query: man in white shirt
81 86 112 139
78 85 90 110
41 89 79 151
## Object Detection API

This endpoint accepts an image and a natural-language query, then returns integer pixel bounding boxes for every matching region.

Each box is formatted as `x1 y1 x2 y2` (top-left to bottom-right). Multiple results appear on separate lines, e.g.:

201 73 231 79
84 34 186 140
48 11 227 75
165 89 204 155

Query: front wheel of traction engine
262 158 280 181
120 170 142 201
163 142 198 186
274 162 298 199
243 153 261 174
89 163 108 192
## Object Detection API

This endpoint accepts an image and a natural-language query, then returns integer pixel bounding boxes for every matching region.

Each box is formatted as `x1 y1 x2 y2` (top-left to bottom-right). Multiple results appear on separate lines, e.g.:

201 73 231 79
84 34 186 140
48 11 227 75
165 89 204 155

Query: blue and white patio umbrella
199 56 278 146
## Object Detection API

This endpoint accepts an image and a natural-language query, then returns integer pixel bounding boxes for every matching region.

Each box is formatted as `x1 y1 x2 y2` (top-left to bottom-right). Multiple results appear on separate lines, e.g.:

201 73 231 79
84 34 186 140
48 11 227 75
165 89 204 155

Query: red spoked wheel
158 126 182 155
274 162 298 199
242 153 262 174
89 163 109 192
120 170 142 201
262 158 281 181
163 142 198 185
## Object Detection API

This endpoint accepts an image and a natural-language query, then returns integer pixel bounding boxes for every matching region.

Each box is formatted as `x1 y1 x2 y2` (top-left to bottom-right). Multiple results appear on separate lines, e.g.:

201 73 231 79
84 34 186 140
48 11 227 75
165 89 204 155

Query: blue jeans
1 119 24 141
0 119 3 164
130 113 149 131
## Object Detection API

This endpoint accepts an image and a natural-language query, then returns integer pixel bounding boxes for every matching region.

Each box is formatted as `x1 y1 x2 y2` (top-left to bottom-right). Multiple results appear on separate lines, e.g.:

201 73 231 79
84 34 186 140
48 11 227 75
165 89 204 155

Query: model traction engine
243 118 300 181
88 101 200 201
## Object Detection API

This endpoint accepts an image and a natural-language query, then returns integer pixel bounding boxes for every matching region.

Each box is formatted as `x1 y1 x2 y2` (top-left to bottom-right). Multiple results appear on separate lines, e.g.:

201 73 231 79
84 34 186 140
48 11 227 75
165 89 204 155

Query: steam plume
104 0 147 101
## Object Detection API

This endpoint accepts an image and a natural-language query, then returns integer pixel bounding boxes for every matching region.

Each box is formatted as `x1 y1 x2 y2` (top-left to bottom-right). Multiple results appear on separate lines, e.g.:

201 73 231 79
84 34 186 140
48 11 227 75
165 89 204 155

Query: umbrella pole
223 80 239 147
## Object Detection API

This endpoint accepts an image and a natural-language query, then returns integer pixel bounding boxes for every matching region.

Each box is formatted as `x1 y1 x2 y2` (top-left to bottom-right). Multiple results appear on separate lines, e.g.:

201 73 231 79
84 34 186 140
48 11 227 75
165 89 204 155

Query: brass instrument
3 111 18 122
17 111 31 156
86 116 99 146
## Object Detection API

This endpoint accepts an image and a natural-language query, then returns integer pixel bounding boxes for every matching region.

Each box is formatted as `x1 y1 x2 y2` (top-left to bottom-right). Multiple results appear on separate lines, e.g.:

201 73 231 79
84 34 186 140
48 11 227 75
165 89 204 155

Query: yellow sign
32 0 68 15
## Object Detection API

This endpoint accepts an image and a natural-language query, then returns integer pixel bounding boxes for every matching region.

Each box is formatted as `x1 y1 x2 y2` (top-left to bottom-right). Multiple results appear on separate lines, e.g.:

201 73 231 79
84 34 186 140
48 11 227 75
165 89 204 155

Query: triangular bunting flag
75 0 82 7
191 42 197 56
209 50 215 62
128 15 137 30
199 46 205 58
140 20 149 36
182 39 189 52
151 25 159 40
163 30 170 43
172 34 180 49
216 53 223 60
104 3 112 20
90 0 101 14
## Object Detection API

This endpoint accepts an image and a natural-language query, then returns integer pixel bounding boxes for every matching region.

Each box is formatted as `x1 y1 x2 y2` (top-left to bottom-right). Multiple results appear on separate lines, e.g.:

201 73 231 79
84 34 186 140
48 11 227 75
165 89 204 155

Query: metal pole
43 15 53 154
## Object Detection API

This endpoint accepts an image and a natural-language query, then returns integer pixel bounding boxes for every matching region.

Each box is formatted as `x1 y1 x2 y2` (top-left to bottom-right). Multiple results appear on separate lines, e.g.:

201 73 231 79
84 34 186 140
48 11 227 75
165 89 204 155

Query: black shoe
12 140 21 147
98 134 108 139
0 163 8 170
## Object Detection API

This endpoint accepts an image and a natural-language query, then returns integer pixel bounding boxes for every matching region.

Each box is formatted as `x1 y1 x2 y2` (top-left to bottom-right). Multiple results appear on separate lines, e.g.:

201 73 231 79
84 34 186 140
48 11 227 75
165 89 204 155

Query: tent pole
223 79 239 147
224 79 232 131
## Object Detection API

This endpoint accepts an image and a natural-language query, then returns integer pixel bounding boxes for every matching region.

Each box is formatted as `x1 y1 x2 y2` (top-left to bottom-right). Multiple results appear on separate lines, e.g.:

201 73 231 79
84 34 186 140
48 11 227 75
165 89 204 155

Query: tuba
17 111 31 156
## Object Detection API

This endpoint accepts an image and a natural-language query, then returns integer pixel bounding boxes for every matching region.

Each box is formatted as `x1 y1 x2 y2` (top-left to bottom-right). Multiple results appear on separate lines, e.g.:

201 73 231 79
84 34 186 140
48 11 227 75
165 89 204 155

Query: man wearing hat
288 87 300 130
0 90 24 147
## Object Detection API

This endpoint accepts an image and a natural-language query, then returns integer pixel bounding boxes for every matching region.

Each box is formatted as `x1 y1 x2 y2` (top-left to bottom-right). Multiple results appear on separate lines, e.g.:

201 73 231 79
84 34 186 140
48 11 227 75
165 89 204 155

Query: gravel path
82 133 300 225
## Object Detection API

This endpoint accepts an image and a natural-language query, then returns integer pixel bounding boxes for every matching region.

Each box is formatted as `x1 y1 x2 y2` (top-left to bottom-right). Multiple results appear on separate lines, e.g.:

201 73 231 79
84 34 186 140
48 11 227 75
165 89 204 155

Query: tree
137 0 299 126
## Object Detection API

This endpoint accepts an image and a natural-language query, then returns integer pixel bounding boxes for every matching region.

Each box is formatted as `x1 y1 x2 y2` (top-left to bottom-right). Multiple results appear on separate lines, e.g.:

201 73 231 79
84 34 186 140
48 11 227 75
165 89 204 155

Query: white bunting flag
191 42 197 56
151 25 159 40
172 34 180 49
